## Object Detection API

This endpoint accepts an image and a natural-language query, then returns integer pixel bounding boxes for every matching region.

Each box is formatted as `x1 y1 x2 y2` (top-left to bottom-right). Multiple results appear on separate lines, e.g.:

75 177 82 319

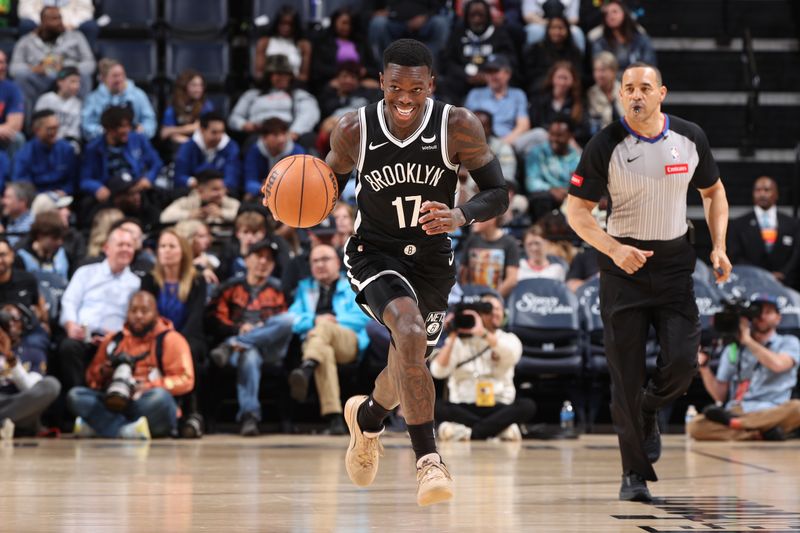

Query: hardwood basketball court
1 433 798 532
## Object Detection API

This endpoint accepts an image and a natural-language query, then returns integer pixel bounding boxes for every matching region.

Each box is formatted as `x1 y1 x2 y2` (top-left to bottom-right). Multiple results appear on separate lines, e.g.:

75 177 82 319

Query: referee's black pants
599 235 700 481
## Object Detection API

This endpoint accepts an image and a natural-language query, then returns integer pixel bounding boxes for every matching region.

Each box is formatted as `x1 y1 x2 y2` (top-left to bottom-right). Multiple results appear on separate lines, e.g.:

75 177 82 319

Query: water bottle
560 400 575 431
684 404 698 436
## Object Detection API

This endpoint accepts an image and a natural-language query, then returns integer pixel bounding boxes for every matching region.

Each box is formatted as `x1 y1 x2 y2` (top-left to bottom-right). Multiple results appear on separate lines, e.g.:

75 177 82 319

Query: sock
407 421 437 462
357 395 391 433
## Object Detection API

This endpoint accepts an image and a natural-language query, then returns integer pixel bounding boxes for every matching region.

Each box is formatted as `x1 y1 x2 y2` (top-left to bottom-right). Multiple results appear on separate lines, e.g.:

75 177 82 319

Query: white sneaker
119 416 151 440
0 418 14 440
416 453 454 506
344 395 384 487
437 422 472 442
498 423 522 442
73 417 97 438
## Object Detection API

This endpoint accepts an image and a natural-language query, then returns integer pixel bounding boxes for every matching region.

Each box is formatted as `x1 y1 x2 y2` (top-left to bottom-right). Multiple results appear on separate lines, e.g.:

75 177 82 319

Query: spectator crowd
0 0 798 443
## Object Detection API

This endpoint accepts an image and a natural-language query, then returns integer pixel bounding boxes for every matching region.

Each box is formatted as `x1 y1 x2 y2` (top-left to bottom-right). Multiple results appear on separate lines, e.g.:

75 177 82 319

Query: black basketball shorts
343 235 456 353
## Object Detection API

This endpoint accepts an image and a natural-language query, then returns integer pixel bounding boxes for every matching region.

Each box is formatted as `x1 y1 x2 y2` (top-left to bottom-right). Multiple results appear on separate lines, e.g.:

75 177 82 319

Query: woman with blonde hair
140 228 208 438
174 219 220 285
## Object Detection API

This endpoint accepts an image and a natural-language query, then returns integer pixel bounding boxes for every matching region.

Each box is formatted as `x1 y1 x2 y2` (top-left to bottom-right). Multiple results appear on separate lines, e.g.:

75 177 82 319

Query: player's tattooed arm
448 106 495 170
447 106 509 225
326 111 360 194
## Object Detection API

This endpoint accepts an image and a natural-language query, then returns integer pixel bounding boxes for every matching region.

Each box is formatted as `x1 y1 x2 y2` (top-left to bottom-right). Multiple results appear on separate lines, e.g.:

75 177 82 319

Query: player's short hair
200 111 226 129
623 62 663 86
550 113 574 133
235 211 267 233
261 117 290 135
32 109 56 129
101 105 133 130
383 39 433 72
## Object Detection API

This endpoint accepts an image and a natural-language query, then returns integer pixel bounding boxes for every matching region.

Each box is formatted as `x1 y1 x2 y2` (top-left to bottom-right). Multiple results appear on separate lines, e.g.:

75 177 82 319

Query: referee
566 63 732 501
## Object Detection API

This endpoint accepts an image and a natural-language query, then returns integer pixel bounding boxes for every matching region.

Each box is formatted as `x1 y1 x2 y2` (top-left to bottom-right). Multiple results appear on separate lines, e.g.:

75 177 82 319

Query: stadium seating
252 0 310 29
507 278 585 377
97 0 157 37
165 39 230 86
97 39 159 87
164 0 229 36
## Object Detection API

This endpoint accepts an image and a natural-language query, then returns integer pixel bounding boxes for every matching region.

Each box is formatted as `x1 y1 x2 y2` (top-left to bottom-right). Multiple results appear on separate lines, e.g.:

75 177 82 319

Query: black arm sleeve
458 157 509 224
335 171 352 197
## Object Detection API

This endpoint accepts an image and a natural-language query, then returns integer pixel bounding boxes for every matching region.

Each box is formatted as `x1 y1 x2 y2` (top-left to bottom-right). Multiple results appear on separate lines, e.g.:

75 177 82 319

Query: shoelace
417 459 451 484
357 436 384 468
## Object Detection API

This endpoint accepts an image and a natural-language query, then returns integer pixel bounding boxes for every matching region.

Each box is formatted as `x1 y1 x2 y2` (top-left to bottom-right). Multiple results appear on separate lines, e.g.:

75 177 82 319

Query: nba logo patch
670 146 680 160
425 312 446 336
570 174 583 187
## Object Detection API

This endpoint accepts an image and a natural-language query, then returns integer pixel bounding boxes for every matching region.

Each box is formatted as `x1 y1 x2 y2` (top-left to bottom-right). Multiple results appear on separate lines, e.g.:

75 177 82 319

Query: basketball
261 155 339 228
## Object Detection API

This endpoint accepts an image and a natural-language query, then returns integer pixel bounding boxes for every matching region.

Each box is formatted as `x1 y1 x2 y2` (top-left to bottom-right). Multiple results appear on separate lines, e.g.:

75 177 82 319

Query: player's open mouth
394 105 415 118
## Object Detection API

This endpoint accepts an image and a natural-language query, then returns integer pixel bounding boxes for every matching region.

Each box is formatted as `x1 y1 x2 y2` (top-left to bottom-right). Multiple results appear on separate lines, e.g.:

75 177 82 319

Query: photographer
0 303 61 437
430 291 535 441
66 291 195 439
690 294 800 440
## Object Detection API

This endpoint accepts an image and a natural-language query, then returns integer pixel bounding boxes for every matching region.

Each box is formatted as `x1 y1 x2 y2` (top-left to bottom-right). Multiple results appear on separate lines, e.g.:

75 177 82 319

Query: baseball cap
31 191 73 217
247 238 279 258
750 293 780 308
309 215 337 237
107 173 137 195
481 54 511 71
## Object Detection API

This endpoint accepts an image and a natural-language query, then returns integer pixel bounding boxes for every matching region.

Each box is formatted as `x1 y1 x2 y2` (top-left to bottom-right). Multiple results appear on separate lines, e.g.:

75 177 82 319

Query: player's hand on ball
611 244 653 274
419 201 466 235
710 249 732 283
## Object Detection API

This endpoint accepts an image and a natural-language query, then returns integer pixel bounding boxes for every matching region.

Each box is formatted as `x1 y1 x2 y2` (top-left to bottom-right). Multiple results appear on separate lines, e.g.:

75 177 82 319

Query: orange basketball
261 155 339 228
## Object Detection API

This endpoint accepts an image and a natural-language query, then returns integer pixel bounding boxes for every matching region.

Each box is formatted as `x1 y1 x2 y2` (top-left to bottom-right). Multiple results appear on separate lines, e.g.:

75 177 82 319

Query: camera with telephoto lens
105 351 148 412
712 298 763 345
450 296 494 337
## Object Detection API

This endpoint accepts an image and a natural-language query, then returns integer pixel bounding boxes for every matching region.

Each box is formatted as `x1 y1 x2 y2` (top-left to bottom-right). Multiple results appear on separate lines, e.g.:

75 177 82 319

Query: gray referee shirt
568 115 720 241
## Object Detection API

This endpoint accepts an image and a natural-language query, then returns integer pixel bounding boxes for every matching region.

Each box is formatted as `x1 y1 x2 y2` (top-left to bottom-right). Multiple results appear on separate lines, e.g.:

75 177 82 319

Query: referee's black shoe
619 471 652 502
642 408 661 464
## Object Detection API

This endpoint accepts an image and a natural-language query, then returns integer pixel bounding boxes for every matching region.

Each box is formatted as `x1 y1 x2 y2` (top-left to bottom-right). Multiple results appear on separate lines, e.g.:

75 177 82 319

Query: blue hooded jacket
79 131 163 194
81 79 157 140
12 138 79 194
174 130 242 191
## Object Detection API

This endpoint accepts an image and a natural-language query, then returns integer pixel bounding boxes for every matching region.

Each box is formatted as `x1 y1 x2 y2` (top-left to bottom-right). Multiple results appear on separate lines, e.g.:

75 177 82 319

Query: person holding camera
690 293 800 441
0 303 61 438
430 291 534 441
66 291 195 439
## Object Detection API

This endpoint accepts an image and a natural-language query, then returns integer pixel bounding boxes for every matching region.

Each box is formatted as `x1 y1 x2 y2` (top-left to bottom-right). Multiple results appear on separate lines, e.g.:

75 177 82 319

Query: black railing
740 28 760 157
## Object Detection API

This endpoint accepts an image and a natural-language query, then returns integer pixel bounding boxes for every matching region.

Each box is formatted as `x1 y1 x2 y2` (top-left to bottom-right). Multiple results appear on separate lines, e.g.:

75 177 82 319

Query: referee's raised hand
611 244 654 275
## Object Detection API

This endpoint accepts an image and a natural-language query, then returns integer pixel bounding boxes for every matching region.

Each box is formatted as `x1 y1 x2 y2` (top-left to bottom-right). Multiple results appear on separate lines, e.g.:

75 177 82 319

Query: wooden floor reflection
1 434 799 532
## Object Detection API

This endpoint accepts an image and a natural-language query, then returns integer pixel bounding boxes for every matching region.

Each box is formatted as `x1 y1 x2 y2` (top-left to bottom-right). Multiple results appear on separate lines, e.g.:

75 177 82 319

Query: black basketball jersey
354 98 459 249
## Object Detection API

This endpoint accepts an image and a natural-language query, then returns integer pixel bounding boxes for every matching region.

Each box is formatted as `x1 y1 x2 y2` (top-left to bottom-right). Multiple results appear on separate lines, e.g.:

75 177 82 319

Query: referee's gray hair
623 62 663 86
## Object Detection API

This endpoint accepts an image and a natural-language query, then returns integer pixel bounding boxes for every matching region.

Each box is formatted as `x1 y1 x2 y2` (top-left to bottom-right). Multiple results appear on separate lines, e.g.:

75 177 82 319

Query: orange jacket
86 317 195 396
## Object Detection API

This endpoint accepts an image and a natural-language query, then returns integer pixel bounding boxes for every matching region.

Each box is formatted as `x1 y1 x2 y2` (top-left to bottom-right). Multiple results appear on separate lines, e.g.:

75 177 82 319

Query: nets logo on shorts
425 312 446 336
570 174 583 187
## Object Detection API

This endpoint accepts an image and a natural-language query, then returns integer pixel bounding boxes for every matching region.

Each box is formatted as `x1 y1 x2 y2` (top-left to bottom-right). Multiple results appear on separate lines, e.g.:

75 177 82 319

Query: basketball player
326 39 509 506
566 63 732 501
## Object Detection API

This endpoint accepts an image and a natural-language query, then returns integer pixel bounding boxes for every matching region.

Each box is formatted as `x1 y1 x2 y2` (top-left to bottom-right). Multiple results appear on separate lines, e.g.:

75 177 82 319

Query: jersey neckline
377 98 434 148
620 114 670 143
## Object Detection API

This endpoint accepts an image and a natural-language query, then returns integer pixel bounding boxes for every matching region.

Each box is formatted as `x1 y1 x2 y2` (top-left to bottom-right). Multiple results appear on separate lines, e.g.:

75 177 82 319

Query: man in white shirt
727 176 800 287
55 227 140 428
430 290 535 441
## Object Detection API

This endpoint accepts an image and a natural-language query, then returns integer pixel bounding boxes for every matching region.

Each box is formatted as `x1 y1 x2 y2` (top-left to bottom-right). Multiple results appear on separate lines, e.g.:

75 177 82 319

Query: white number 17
391 195 422 229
